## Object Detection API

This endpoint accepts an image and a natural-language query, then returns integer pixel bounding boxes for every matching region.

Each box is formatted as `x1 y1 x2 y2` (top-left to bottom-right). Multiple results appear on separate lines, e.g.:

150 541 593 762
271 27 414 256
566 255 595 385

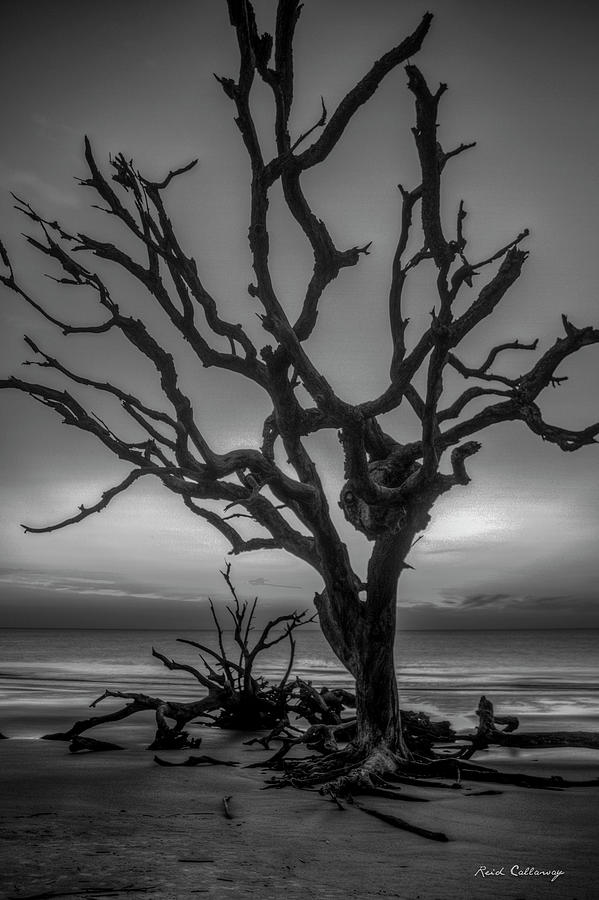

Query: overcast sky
1 0 598 629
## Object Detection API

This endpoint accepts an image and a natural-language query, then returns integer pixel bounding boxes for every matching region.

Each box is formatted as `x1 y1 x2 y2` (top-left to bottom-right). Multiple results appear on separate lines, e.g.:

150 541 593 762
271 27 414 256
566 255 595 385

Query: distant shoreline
2 625 598 632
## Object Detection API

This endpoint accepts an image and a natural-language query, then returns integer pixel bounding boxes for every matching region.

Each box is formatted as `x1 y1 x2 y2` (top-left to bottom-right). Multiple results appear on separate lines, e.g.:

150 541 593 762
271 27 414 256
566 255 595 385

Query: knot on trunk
339 456 420 539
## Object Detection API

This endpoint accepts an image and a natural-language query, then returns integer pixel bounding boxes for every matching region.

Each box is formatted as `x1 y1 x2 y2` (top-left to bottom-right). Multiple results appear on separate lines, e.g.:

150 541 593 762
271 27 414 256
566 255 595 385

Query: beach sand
1 725 598 900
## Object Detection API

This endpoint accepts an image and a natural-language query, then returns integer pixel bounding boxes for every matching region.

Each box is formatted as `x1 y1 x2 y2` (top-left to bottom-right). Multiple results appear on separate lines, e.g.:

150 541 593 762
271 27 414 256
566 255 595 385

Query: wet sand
1 724 598 900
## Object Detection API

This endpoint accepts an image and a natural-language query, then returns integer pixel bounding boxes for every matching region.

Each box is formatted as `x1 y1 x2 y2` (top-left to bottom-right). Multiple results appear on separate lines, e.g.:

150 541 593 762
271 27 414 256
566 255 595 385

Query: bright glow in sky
1 1 598 629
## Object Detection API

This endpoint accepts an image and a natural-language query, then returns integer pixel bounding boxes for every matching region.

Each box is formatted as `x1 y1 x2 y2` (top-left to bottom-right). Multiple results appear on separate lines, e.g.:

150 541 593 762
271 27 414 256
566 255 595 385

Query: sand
1 726 598 900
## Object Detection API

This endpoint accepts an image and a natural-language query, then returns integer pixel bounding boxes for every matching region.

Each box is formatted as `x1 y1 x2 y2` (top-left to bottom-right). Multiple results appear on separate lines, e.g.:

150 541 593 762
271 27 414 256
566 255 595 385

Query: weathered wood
42 691 222 749
468 696 599 751
69 736 123 753
154 755 239 767
488 731 599 750
351 799 449 842
294 679 342 725
39 571 327 748
401 709 456 753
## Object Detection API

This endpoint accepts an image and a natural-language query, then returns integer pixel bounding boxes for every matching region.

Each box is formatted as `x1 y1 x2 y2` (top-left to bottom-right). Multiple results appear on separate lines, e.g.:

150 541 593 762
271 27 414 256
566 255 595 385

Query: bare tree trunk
354 531 414 759
354 635 406 757
315 535 412 762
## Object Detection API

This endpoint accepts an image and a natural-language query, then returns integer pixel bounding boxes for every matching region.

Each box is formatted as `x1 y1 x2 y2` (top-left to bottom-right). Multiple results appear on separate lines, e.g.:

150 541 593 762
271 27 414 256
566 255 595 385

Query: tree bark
349 532 413 759
315 582 409 759
354 636 406 757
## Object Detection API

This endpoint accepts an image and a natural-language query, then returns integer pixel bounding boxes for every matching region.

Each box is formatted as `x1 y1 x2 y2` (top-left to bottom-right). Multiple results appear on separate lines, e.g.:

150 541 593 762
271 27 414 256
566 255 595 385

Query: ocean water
0 627 597 738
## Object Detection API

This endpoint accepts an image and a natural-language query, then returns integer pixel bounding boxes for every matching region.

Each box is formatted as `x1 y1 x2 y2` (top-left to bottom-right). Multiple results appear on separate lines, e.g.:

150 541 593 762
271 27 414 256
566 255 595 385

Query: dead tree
1 1 598 818
42 564 318 747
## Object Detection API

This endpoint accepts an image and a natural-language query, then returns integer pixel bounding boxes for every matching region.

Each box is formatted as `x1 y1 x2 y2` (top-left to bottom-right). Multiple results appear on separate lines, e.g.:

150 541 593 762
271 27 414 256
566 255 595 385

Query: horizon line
0 626 597 632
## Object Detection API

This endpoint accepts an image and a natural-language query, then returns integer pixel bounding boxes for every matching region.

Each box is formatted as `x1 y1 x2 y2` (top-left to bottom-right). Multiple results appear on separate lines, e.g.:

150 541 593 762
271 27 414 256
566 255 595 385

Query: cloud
176 595 211 603
0 570 208 604
13 170 78 207
74 588 175 601
248 577 303 590
432 589 598 617
31 113 77 139
417 538 493 556
51 575 116 586
397 588 599 630
0 164 79 209
439 590 520 610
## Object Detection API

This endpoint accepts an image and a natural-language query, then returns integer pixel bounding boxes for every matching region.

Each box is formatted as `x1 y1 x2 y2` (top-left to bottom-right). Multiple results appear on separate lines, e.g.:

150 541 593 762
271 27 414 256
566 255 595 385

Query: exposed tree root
35 576 598 845
254 697 599 841
42 690 216 751
350 798 450 843
397 757 599 790
40 570 333 749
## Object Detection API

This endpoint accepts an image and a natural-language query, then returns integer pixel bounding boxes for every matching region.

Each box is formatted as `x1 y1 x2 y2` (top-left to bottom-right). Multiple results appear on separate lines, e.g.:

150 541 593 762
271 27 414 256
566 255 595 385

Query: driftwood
255 694 599 841
41 567 319 750
40 644 599 844
401 710 456 754
349 798 449 843
243 705 455 771
42 690 217 750
154 754 239 767
69 735 123 753
459 695 599 754
31 575 599 843
476 694 599 749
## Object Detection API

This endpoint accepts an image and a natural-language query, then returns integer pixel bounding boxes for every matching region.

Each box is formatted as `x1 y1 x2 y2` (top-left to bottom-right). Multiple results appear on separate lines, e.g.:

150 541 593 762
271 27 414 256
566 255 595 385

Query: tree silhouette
2 1 599 795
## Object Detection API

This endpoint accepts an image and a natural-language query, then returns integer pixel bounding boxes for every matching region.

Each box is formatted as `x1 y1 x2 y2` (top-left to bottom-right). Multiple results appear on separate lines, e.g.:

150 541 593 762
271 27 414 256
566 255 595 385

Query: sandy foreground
1 723 598 900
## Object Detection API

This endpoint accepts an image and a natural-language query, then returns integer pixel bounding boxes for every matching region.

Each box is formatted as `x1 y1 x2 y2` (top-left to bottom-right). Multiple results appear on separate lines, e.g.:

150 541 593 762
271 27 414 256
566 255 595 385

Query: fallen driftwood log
153 754 239 767
69 735 123 753
458 695 599 755
349 797 450 843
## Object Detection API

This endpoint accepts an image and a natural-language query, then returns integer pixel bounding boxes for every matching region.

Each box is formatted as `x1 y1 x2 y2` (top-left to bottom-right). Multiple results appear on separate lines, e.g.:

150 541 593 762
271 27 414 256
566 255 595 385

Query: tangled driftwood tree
2 2 599 838
42 563 320 748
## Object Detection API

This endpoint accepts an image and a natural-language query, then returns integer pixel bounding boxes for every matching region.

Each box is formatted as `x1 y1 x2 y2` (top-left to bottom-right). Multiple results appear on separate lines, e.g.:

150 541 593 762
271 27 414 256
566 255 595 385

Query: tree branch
405 65 451 270
291 13 433 173
447 338 539 387
182 496 284 556
516 317 599 402
20 468 154 534
450 248 529 345
438 386 511 423
81 141 265 379
517 403 599 451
